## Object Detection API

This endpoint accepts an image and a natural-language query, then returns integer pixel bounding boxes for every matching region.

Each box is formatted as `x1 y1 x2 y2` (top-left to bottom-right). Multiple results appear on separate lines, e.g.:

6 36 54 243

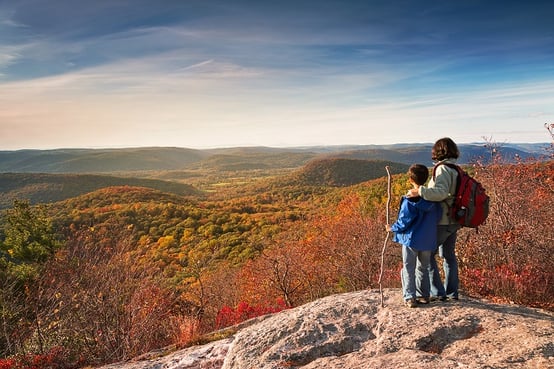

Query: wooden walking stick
378 166 392 307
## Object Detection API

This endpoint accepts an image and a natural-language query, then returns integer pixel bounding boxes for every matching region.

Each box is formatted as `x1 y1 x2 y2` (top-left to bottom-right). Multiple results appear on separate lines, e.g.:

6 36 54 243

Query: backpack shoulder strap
432 162 459 180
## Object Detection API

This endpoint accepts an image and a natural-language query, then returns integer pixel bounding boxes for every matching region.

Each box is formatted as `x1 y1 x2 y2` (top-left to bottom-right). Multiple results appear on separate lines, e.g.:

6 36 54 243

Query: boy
386 164 442 307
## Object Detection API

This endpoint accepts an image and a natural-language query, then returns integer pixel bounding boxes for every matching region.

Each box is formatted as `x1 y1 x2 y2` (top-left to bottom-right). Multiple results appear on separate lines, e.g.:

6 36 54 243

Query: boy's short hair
408 164 429 185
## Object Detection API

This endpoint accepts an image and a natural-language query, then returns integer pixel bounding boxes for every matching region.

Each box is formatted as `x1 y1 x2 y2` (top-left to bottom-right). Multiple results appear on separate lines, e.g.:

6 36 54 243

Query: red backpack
434 163 490 228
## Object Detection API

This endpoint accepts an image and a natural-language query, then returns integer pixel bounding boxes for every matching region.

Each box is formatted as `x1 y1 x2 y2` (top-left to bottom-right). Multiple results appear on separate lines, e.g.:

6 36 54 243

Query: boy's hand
385 225 392 232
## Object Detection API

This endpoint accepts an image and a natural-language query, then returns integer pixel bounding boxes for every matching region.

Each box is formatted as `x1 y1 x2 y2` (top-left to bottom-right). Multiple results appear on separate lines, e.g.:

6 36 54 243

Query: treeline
0 153 553 367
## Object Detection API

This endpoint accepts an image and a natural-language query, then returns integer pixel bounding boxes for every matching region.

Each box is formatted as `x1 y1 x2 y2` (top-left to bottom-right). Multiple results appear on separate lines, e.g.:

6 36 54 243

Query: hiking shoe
405 298 417 308
430 295 447 302
416 297 430 304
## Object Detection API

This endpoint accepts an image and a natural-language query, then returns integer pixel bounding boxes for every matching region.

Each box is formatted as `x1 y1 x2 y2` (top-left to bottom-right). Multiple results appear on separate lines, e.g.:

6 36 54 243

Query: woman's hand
406 188 419 198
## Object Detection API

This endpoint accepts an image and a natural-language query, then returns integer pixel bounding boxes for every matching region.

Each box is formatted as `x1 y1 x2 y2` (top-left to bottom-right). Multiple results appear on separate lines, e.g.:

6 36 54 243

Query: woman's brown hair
431 137 459 161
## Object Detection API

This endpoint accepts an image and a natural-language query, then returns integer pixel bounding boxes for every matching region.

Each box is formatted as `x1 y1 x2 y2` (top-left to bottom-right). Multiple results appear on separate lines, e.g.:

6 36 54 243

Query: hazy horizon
1 141 550 153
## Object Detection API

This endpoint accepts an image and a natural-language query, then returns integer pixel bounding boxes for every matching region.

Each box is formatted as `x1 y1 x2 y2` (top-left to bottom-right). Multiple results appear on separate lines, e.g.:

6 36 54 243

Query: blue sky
0 0 553 150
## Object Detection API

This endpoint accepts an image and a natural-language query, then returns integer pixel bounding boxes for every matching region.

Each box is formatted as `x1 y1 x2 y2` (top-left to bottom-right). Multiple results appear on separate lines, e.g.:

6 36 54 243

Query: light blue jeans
401 246 432 300
430 224 461 298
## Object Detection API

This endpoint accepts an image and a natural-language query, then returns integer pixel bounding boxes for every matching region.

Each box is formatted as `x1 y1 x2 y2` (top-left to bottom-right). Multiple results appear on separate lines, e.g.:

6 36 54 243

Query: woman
407 137 461 300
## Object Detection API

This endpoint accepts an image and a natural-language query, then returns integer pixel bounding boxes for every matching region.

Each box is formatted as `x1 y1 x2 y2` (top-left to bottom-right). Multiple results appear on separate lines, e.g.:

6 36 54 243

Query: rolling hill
0 173 202 209
292 158 410 187
191 151 316 171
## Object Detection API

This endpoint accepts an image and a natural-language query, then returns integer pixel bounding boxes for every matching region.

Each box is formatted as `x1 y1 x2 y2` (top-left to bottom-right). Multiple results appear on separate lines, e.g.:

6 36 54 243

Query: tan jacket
418 159 458 225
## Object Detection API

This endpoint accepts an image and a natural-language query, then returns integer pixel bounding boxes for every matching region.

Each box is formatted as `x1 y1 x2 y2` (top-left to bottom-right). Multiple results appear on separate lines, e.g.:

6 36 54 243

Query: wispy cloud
0 45 21 70
180 59 214 71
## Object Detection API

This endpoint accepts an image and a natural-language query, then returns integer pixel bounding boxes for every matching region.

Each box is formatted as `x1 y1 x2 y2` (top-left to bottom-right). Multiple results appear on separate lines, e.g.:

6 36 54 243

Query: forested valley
0 140 553 368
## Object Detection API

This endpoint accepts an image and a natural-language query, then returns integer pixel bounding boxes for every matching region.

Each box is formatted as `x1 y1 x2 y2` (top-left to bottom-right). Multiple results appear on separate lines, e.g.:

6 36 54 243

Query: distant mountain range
0 143 550 210
0 143 549 173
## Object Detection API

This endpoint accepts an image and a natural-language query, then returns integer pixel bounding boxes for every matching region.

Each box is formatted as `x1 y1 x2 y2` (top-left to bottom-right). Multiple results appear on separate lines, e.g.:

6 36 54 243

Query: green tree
2 200 60 266
0 200 61 356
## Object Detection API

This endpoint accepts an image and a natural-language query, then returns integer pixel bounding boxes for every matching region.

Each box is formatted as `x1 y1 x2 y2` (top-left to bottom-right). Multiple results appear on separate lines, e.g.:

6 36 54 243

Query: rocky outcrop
100 289 554 369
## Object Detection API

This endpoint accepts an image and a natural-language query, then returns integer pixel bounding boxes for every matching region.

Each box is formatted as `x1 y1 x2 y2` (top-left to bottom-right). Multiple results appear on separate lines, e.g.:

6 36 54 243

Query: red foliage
456 159 554 310
461 268 491 296
215 299 289 329
0 347 81 369
462 263 553 309
0 359 16 369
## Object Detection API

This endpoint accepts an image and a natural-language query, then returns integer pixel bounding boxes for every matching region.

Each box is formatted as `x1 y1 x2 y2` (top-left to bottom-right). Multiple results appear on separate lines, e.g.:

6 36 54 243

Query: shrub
0 347 81 369
456 153 553 309
215 299 289 329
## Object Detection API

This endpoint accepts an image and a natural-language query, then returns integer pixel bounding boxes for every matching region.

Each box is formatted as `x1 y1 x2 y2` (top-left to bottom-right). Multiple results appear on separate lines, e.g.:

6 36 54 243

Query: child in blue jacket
386 164 442 308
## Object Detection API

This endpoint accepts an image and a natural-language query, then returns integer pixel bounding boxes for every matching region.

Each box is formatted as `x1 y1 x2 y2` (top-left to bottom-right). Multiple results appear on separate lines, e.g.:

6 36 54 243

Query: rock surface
100 289 554 369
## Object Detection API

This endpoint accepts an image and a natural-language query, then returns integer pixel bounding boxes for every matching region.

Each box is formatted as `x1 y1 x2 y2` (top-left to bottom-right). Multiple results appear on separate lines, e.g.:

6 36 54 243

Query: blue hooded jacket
390 195 442 251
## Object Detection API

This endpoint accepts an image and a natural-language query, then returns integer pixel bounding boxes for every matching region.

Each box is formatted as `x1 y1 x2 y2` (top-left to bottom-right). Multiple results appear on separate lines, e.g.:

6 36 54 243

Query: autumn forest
0 134 553 368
